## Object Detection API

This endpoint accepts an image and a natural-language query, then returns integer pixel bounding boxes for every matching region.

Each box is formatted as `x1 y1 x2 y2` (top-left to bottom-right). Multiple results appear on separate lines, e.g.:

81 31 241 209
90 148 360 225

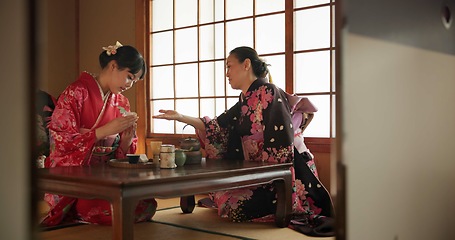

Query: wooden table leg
180 195 196 213
111 197 136 240
274 173 292 227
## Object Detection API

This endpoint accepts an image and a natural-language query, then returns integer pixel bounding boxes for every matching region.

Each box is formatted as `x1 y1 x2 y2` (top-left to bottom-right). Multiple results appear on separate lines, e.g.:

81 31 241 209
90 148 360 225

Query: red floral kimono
41 72 156 226
197 78 334 236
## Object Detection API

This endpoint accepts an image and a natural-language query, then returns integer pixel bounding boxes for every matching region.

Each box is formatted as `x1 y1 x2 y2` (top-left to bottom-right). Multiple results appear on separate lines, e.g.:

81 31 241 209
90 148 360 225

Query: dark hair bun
229 46 269 78
99 43 147 79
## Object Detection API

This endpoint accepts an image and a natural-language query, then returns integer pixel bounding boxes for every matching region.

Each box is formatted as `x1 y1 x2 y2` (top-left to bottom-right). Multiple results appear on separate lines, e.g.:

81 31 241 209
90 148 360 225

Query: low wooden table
37 159 293 240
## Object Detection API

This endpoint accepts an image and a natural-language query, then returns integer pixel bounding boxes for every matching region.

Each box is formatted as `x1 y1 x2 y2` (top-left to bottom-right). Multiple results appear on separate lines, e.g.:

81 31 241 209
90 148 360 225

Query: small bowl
127 154 140 164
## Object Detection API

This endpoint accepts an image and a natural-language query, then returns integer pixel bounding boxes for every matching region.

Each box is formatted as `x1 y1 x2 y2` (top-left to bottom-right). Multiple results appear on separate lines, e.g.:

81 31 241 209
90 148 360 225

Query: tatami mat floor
38 196 333 240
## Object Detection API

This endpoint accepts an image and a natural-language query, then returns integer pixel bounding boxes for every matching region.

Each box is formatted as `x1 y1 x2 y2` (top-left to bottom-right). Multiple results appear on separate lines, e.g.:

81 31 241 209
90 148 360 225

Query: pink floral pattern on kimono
197 78 333 230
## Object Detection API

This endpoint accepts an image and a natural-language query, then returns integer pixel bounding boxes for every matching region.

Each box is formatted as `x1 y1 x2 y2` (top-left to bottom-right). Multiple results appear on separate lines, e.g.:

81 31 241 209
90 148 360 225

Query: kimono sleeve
260 85 294 163
198 102 243 160
47 85 97 166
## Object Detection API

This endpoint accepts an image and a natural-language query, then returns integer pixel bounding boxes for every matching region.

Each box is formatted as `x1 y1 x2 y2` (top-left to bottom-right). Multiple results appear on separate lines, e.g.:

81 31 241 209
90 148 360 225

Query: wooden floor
37 196 334 240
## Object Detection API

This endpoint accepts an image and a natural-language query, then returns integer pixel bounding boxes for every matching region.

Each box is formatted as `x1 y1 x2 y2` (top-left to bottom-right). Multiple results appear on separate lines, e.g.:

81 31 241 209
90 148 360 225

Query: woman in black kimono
153 46 334 236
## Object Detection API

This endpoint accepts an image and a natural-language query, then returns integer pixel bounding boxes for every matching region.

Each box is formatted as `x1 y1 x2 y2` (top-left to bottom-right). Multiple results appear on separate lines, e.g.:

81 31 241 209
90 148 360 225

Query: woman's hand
96 114 138 140
152 109 183 121
153 109 205 131
121 122 137 141
119 122 137 151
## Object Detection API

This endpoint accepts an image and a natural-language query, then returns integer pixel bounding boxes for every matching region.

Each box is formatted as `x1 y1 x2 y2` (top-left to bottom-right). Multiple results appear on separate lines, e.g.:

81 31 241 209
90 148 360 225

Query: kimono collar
240 78 268 101
249 78 268 91
84 71 111 101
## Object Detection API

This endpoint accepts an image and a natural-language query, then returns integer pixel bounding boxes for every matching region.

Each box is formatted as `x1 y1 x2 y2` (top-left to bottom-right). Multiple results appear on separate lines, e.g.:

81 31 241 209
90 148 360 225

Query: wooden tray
108 158 155 169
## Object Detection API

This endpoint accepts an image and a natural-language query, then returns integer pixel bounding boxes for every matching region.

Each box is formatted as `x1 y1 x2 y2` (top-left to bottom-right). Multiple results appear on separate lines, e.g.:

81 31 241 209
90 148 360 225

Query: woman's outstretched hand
153 109 205 131
152 109 183 121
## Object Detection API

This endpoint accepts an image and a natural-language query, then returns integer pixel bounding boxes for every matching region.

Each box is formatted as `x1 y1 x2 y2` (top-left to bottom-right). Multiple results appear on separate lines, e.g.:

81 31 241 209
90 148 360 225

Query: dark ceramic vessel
127 155 140 164
180 137 201 151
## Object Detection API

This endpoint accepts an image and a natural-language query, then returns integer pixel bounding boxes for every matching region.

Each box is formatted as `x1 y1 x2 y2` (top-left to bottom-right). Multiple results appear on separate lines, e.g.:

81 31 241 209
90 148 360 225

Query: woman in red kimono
41 41 157 226
153 46 334 236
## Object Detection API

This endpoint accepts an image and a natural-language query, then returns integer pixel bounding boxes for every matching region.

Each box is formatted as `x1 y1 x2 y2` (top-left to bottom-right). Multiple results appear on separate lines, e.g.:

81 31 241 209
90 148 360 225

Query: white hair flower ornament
102 41 123 56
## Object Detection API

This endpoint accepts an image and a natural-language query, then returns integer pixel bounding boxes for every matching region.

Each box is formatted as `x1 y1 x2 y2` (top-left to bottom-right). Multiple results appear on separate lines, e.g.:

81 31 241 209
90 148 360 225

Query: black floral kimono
197 78 334 236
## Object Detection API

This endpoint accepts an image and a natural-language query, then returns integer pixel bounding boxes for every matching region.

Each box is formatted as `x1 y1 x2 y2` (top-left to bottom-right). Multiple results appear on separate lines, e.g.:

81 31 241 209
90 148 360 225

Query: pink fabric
285 92 318 114
285 93 317 154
